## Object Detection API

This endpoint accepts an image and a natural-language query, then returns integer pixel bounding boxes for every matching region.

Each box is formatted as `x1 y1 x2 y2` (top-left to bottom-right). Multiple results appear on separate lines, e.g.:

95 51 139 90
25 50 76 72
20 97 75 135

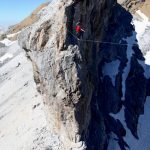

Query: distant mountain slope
0 26 5 35
7 2 49 34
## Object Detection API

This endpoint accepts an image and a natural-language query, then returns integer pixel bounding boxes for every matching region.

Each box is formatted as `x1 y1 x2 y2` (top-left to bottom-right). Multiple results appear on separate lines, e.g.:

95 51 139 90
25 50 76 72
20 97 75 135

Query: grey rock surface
19 0 116 149
18 0 150 150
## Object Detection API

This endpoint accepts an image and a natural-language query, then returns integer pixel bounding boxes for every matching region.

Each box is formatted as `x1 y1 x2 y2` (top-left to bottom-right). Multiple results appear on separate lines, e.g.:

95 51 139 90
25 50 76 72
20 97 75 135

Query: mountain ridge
7 2 49 34
1 0 150 149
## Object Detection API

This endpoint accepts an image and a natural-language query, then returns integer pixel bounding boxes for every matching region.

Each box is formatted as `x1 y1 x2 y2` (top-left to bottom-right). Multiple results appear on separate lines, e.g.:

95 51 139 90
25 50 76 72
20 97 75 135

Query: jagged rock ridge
19 0 150 150
19 0 116 149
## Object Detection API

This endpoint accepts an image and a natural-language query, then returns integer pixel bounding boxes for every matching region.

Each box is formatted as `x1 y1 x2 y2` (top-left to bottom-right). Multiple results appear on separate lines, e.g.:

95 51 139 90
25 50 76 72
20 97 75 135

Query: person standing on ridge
75 22 85 39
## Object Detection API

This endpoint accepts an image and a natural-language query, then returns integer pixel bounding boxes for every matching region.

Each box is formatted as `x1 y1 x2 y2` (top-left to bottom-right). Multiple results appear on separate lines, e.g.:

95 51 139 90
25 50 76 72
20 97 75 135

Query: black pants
76 31 84 39
73 0 80 4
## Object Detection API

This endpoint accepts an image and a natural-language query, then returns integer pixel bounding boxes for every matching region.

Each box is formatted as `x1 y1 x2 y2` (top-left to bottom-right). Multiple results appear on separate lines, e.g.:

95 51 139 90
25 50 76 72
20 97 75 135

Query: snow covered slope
107 10 150 150
0 41 59 150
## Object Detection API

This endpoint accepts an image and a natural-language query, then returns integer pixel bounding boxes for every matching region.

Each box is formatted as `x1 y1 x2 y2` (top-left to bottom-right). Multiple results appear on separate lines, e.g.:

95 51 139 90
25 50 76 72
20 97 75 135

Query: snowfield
0 41 59 150
107 10 150 150
110 97 150 150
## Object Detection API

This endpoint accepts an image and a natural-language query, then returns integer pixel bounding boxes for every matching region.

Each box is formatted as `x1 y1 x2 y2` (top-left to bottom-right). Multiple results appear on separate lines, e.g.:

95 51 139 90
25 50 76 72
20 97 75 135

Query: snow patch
138 59 150 78
110 107 136 150
110 107 125 126
7 31 20 38
102 60 120 86
0 53 13 63
121 32 135 100
144 51 150 65
110 96 150 150
136 10 149 22
107 133 120 150
0 38 15 46
0 42 59 150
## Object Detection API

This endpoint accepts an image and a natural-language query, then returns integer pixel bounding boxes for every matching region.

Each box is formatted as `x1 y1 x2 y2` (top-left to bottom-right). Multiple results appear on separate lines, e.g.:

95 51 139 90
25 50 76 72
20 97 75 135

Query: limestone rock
18 0 150 149
19 0 116 149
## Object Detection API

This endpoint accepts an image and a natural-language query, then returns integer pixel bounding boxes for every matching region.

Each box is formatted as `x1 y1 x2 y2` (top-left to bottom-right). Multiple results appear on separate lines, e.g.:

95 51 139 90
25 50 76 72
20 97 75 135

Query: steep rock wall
18 0 150 150
19 0 116 149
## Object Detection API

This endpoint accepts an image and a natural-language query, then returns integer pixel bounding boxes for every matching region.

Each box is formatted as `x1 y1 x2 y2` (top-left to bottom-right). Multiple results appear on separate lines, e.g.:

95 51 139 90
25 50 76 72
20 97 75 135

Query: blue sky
0 0 47 27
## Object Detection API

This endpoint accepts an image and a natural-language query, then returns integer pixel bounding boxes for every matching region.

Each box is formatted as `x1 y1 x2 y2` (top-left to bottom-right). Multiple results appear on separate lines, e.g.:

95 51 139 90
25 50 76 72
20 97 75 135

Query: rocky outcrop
19 0 116 149
122 0 144 12
19 0 150 150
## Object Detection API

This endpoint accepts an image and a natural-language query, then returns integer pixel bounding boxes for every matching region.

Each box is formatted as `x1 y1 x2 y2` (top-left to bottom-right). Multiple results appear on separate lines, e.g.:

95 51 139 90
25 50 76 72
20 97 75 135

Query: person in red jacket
75 22 85 39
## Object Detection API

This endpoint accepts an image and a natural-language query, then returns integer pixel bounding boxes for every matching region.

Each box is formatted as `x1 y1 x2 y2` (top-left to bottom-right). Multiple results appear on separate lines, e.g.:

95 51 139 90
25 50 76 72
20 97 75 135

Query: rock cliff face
18 0 150 150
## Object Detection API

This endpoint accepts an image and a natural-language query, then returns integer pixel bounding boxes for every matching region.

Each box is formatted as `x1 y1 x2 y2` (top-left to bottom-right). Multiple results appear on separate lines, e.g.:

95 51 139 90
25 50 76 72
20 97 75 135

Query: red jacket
75 25 81 33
